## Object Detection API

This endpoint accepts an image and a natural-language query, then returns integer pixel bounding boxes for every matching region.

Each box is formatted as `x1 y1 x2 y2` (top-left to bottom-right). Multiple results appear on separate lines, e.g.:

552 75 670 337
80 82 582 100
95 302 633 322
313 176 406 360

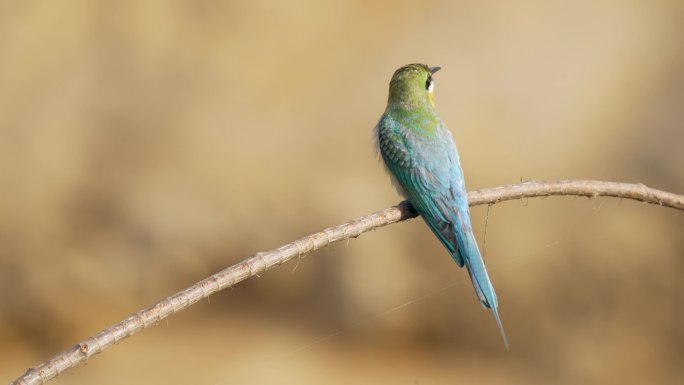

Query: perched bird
375 63 508 348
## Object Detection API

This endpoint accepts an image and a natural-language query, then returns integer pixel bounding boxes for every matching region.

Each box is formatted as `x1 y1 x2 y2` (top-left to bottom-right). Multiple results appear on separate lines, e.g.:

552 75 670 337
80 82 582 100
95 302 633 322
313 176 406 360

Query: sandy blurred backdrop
1 1 684 384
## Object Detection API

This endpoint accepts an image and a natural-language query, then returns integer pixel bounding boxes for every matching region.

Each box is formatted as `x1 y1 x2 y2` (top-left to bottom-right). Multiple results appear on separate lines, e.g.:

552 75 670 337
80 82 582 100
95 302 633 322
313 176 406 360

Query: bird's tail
461 231 509 349
491 305 509 350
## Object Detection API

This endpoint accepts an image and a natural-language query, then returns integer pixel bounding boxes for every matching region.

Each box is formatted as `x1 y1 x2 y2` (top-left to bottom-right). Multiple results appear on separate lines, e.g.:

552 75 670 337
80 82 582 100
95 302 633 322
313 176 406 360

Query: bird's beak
429 66 441 74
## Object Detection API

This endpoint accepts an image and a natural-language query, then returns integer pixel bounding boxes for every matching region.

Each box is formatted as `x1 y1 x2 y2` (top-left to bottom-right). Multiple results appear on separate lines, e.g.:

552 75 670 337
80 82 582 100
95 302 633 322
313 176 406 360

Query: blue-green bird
375 63 508 348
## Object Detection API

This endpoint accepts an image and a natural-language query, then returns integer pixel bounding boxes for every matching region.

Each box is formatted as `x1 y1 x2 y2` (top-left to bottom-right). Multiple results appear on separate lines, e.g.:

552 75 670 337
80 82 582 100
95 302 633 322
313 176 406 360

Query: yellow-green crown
388 63 441 106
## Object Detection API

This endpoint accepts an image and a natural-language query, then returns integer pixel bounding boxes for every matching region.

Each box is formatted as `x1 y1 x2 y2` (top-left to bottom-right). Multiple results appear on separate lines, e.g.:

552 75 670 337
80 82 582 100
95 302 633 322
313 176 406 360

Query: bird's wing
379 121 470 267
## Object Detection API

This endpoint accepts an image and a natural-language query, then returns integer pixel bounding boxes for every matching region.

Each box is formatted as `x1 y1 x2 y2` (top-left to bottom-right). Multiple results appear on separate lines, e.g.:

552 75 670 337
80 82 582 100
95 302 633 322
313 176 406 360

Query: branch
11 180 684 385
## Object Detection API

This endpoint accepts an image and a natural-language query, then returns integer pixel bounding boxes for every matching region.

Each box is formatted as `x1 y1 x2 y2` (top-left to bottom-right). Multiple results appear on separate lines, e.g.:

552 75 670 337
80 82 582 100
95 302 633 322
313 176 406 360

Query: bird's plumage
375 63 508 348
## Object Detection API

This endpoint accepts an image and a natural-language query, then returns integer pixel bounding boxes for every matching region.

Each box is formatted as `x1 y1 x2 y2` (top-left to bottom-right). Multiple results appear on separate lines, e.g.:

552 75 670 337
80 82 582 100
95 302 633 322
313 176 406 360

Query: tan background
2 1 684 384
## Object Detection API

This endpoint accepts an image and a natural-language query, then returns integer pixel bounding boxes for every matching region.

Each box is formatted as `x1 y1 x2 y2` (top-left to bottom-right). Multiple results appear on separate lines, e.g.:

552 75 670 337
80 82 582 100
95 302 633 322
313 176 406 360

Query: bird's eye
425 76 432 90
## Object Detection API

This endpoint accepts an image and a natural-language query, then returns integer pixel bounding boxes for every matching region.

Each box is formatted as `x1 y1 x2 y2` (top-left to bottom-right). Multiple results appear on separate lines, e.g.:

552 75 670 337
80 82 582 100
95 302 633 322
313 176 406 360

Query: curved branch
11 180 684 385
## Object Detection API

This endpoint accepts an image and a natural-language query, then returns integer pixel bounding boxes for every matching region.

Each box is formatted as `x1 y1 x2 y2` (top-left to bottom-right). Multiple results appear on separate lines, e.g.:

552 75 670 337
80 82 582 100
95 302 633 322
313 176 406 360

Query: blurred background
1 0 683 384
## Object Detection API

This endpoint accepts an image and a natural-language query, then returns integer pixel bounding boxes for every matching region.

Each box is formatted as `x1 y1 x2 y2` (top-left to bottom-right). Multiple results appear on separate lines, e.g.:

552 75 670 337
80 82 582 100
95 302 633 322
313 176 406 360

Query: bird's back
377 111 507 347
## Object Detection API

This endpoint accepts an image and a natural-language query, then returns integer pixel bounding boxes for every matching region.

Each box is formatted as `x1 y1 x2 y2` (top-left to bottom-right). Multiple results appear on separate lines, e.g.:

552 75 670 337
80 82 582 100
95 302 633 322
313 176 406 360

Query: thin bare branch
10 180 684 385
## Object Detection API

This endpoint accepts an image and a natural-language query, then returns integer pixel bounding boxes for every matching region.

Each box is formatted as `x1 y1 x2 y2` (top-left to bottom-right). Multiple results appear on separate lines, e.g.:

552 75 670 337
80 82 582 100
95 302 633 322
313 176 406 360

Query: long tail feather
491 306 509 350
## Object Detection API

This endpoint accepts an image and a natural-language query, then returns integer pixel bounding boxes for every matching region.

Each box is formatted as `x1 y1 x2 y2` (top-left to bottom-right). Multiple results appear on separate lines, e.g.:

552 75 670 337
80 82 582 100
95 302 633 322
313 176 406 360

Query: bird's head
388 63 441 107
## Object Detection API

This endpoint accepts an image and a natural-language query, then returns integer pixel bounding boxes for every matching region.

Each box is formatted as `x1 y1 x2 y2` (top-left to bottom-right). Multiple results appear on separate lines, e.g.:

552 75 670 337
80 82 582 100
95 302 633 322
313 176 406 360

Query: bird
374 63 508 349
